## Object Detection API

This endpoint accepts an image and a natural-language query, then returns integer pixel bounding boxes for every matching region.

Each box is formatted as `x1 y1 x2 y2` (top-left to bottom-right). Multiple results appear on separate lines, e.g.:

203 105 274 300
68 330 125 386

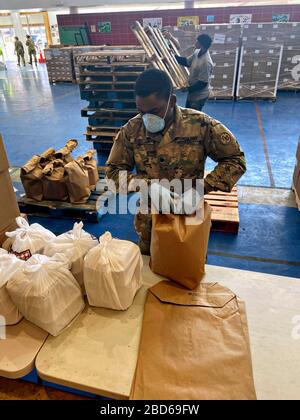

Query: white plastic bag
44 222 98 292
0 249 24 325
6 254 85 336
5 217 56 258
84 232 143 310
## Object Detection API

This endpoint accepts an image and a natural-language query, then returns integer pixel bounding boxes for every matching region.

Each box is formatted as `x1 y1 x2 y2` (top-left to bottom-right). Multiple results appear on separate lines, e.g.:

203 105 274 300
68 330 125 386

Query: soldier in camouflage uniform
106 69 246 255
14 37 25 66
26 35 37 65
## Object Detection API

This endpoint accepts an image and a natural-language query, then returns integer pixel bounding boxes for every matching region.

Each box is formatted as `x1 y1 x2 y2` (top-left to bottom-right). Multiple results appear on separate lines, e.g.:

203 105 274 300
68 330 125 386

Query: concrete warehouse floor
0 61 300 398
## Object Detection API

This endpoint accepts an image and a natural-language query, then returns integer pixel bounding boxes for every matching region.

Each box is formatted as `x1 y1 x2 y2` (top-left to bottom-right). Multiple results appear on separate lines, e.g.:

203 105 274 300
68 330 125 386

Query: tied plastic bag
5 217 56 259
6 254 85 336
44 222 98 292
0 249 24 325
84 232 143 310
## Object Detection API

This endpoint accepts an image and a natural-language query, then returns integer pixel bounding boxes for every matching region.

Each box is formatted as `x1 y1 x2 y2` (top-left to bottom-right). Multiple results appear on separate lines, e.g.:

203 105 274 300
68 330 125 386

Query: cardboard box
0 134 20 246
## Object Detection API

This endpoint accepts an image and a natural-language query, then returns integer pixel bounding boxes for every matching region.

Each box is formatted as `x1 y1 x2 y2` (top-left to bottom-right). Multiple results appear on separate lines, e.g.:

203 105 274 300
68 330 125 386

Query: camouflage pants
17 52 25 66
29 50 37 64
134 213 152 256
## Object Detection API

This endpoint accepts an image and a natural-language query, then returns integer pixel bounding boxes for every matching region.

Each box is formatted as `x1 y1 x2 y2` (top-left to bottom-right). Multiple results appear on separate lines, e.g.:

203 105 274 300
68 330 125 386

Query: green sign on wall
59 26 89 45
98 21 112 33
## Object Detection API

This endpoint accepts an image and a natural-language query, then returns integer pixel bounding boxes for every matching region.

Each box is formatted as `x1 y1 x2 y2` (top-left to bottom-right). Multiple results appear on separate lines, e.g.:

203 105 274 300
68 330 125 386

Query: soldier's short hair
135 69 173 101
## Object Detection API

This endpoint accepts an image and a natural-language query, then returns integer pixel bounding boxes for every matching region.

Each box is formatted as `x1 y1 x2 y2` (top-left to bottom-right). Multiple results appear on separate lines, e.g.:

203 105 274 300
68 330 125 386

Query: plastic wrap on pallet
44 47 74 83
166 24 241 54
237 44 283 99
241 23 300 91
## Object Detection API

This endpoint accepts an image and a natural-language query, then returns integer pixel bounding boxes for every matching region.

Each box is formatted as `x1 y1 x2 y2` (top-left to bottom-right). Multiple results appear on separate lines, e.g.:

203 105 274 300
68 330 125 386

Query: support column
185 0 195 8
11 11 28 61
43 12 53 46
69 6 79 14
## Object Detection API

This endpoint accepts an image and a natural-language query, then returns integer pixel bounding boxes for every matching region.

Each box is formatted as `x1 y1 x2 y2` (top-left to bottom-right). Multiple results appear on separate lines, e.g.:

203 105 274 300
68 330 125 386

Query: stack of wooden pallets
78 48 149 151
131 21 189 89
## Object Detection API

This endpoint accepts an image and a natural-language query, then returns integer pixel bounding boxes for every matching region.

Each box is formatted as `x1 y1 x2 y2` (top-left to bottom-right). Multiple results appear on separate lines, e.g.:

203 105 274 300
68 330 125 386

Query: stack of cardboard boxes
293 137 300 210
44 47 74 83
237 44 283 99
0 135 20 246
241 23 300 92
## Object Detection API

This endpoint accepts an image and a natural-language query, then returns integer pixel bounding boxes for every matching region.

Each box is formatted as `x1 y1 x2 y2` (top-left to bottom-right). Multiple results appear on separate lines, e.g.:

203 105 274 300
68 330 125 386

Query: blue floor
1 61 300 279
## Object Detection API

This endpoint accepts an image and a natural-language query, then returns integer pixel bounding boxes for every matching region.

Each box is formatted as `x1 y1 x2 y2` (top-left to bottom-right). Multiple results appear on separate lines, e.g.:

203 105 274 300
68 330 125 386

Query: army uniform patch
220 132 232 145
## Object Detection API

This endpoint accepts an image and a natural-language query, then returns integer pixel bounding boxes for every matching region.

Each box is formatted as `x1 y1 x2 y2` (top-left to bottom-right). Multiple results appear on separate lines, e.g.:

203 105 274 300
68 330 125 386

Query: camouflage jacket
26 39 36 52
106 106 246 193
15 40 24 54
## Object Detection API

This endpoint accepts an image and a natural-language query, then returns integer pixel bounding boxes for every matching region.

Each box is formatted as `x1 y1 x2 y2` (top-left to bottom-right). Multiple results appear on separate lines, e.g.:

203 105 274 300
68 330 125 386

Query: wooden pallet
131 21 189 89
85 125 120 141
13 170 110 223
204 186 239 233
80 91 136 102
81 107 137 118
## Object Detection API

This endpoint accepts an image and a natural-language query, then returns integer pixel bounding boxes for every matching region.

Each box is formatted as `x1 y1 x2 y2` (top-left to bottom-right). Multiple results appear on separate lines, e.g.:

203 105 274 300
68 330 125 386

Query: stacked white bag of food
0 249 24 325
44 222 98 292
5 216 56 259
84 232 143 310
7 253 85 336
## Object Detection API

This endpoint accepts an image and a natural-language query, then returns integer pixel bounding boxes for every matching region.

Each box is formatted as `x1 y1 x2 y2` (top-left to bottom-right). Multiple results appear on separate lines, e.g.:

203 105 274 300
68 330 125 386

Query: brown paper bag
83 150 99 191
130 281 257 400
65 159 90 204
42 159 68 201
20 155 44 201
54 139 78 164
39 148 55 167
150 202 211 289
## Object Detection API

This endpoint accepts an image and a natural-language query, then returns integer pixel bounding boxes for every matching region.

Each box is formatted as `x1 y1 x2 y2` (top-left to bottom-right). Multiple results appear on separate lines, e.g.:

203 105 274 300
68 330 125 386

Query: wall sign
230 14 252 24
143 18 163 29
207 15 215 23
272 14 290 23
177 16 199 27
98 21 111 33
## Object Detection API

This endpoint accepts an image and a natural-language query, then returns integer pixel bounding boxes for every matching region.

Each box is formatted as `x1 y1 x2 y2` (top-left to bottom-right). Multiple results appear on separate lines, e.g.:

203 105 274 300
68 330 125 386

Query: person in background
175 34 214 112
26 35 37 65
106 69 246 255
162 29 180 51
14 37 25 66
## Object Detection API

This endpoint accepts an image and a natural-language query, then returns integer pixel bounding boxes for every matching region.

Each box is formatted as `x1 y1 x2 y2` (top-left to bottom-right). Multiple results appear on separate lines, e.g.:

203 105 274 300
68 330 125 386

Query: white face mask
142 95 172 134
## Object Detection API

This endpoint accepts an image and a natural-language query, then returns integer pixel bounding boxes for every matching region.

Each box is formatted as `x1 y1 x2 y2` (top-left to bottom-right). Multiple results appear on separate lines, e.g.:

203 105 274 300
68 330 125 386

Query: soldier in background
26 35 37 65
106 69 246 255
14 37 25 66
